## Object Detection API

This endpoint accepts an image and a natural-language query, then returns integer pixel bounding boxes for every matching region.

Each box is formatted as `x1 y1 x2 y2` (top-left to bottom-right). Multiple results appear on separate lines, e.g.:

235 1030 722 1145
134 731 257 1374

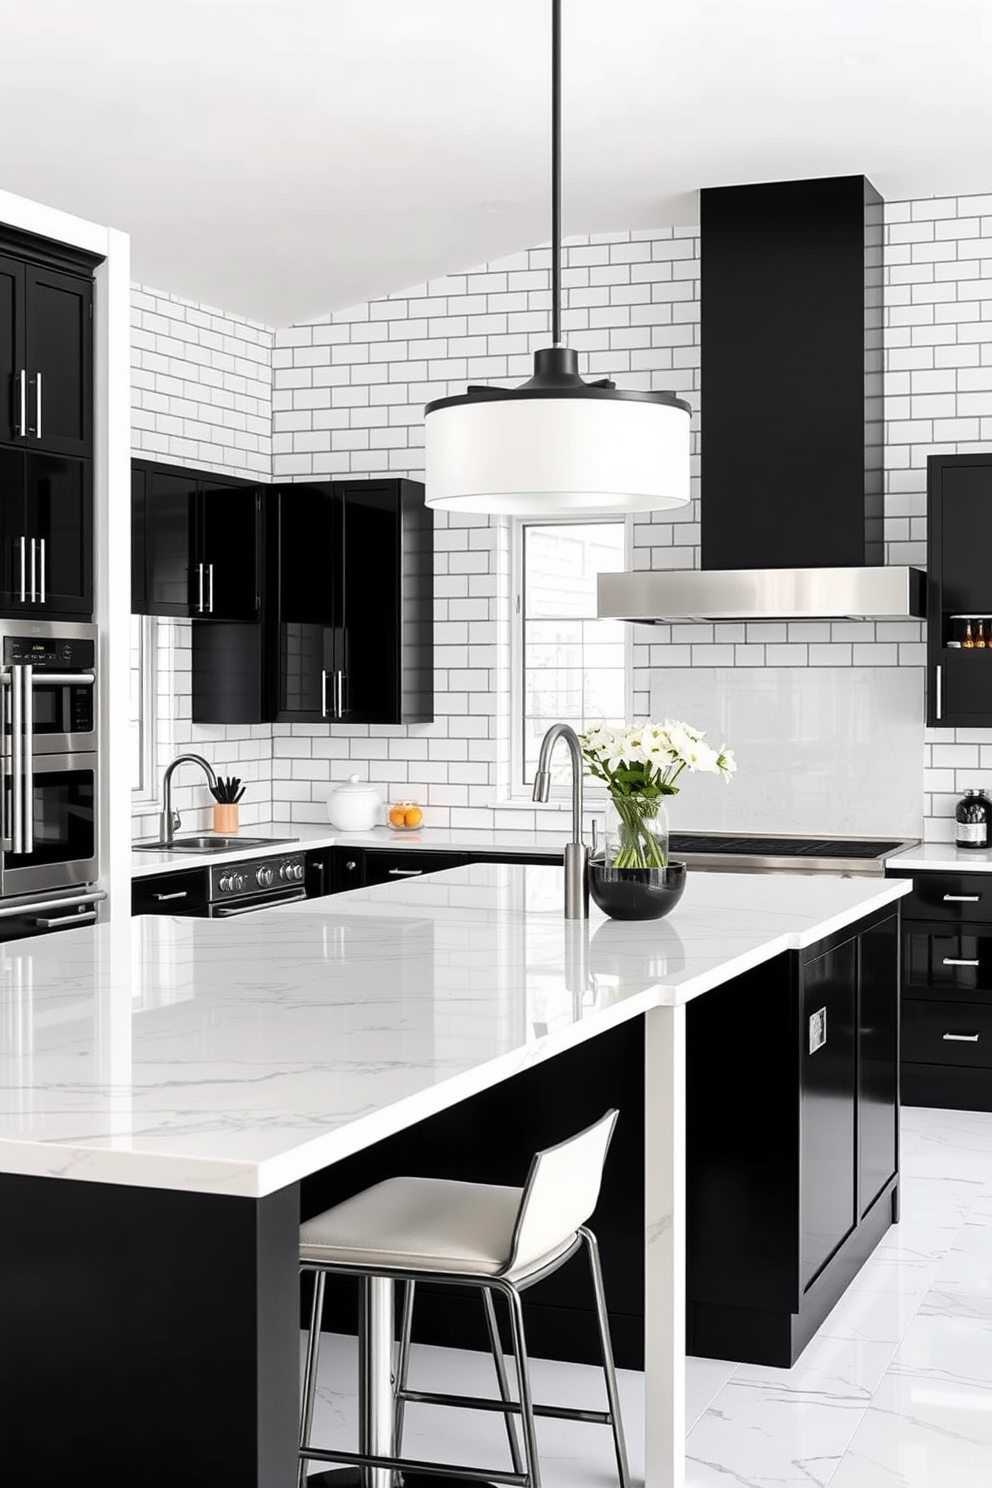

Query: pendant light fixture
423 0 691 516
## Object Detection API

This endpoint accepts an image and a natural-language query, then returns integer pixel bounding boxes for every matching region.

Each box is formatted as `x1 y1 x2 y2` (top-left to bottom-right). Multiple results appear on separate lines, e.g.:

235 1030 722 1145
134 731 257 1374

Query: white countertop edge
886 844 992 873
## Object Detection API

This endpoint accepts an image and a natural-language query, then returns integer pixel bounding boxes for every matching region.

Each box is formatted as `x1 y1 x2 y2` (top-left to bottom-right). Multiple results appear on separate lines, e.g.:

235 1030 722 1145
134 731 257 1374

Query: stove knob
279 862 292 881
234 872 248 893
256 865 274 888
219 874 232 893
294 862 304 880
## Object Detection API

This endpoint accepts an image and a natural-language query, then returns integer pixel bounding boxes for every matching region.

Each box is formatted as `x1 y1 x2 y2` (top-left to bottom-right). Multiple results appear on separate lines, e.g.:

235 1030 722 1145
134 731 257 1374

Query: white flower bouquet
579 721 736 869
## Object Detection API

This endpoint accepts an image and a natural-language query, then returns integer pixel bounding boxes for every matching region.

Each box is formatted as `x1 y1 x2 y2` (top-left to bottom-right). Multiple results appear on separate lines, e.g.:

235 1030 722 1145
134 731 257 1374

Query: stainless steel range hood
598 565 926 623
597 176 927 627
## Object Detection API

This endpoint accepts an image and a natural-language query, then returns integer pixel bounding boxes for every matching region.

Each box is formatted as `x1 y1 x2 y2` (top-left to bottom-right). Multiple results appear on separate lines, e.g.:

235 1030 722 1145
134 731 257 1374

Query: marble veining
0 864 909 1197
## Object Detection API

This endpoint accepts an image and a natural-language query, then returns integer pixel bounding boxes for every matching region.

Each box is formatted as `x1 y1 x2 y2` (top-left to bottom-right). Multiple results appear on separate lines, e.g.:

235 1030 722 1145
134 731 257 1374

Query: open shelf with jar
928 456 992 727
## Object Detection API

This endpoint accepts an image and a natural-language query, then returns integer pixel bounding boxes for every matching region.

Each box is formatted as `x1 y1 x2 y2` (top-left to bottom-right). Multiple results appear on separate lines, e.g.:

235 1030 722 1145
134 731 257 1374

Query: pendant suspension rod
551 0 562 346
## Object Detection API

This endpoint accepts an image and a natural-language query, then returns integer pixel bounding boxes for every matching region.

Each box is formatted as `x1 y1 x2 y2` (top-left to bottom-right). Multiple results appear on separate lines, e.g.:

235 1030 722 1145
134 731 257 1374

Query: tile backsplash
131 193 992 844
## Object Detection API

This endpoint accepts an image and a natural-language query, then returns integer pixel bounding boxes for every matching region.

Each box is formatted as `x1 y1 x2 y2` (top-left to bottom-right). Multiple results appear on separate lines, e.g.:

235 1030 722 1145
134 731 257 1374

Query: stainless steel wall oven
1 619 98 899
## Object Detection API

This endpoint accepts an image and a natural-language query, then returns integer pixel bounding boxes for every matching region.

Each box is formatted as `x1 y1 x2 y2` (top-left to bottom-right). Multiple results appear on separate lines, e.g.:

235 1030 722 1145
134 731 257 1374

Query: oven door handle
0 672 95 687
212 889 306 916
22 663 33 855
10 664 23 855
0 890 106 922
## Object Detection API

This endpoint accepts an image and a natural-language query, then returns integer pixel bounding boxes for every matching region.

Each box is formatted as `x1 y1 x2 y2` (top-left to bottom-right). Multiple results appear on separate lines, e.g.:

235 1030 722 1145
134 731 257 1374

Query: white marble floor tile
894 1174 985 1228
734 1331 899 1401
685 1381 868 1488
686 1355 740 1429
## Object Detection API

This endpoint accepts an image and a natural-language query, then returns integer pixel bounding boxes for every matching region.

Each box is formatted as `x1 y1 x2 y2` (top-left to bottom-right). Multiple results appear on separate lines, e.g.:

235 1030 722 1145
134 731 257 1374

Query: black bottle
955 788 992 849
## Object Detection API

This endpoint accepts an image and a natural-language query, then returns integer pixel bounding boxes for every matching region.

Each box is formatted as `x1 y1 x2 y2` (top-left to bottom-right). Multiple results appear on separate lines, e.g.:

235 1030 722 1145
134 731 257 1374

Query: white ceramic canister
326 775 383 831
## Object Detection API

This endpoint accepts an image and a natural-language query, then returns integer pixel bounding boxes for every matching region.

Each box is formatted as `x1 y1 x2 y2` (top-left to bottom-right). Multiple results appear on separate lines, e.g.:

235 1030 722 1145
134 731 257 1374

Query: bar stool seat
300 1175 577 1281
298 1109 630 1488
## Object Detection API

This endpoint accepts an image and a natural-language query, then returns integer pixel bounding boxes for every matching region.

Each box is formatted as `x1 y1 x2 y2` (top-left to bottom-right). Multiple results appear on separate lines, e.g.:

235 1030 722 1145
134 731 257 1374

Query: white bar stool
298 1109 630 1488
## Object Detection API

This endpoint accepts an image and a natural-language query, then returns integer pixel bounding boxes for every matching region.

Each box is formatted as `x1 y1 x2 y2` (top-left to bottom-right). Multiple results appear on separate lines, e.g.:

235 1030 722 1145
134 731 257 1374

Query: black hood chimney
700 175 883 570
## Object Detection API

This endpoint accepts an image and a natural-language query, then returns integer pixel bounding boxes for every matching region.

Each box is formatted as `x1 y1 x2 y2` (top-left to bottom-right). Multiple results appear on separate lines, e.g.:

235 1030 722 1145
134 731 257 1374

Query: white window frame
131 614 159 806
509 515 633 801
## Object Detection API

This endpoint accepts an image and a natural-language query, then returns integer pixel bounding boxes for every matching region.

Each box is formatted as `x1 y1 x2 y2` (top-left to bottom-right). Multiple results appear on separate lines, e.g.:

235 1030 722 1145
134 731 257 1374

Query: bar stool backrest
503 1108 619 1274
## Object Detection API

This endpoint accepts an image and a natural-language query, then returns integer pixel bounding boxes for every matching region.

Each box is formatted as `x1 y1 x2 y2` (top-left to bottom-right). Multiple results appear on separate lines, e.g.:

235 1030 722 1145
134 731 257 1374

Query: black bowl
588 860 687 921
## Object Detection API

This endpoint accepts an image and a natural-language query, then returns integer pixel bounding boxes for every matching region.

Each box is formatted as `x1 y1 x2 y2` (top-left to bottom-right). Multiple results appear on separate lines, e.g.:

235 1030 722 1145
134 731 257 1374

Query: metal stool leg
580 1226 631 1488
299 1269 327 1488
503 1283 541 1488
482 1286 525 1476
393 1279 416 1452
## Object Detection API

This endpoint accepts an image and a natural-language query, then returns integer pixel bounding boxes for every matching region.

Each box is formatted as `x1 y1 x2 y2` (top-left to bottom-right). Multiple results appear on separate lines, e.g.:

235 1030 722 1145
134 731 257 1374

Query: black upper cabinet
0 253 93 458
0 447 92 616
927 453 992 727
271 478 433 725
192 477 434 726
131 459 262 620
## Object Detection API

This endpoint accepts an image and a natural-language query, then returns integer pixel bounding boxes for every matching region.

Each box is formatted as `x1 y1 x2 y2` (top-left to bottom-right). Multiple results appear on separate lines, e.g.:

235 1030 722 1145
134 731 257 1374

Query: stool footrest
398 1386 612 1426
299 1444 528 1486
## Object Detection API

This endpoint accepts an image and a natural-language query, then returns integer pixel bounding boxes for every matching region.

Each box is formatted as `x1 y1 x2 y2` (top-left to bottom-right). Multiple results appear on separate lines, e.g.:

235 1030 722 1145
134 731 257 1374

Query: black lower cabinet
132 868 208 916
0 1172 299 1488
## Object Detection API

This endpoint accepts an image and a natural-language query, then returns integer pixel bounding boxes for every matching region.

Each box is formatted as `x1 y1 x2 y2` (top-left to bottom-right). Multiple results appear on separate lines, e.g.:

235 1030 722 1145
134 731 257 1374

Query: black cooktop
669 834 902 859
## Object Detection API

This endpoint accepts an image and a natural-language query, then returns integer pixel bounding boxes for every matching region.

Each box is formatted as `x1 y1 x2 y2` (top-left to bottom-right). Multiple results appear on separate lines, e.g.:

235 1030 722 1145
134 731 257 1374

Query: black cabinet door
927 456 992 727
336 479 433 725
142 469 197 615
800 937 857 1291
0 254 25 447
858 915 898 1218
362 850 467 886
131 465 147 612
24 266 92 457
24 453 92 615
0 445 25 609
273 483 338 721
132 869 208 917
199 482 262 620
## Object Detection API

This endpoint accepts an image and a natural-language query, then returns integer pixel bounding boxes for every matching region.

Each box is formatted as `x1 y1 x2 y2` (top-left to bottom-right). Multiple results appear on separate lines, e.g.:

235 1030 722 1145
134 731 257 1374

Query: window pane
521 522 626 786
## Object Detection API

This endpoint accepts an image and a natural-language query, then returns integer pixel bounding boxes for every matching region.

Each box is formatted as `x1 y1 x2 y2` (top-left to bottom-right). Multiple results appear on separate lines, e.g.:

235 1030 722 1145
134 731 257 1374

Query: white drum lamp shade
424 385 691 516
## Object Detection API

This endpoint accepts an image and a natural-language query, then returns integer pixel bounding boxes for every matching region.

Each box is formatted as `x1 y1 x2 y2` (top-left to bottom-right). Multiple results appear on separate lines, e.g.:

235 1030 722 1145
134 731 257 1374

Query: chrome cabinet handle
19 536 26 603
943 957 980 967
38 538 45 605
22 663 33 855
15 369 26 437
151 890 188 902
935 662 942 721
208 562 214 613
335 669 344 718
388 867 423 876
320 669 329 718
345 860 357 871
31 372 41 438
943 1031 980 1042
197 563 205 613
944 894 981 902
10 665 23 854
29 538 36 604
35 910 98 929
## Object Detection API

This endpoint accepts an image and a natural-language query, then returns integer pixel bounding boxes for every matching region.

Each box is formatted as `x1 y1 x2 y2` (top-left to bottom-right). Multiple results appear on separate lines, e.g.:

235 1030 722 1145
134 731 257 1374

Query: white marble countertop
886 842 992 873
0 865 910 1198
131 820 573 877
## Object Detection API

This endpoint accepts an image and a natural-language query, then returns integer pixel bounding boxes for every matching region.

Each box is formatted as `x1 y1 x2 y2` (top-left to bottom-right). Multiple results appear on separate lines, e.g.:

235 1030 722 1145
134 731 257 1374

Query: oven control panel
4 636 95 670
210 853 306 902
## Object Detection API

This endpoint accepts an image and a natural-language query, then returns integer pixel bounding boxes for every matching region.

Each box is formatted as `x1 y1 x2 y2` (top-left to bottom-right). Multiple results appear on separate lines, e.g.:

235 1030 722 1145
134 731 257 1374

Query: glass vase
604 792 670 869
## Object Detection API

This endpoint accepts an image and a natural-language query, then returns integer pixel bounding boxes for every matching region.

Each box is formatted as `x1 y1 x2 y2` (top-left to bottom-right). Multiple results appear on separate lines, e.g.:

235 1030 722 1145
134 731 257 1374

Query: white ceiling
2 0 990 326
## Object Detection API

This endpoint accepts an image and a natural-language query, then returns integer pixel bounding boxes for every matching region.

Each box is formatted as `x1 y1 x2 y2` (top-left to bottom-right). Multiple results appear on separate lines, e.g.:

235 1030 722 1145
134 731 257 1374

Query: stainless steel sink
134 835 297 853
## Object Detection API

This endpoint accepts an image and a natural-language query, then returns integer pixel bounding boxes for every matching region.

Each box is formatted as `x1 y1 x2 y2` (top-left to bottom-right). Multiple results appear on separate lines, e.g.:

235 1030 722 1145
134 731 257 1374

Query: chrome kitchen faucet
532 723 589 919
159 753 219 847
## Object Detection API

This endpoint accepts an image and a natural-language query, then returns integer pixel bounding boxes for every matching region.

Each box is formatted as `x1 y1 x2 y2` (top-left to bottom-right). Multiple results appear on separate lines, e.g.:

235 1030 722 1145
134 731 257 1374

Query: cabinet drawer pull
943 1031 980 1042
151 890 188 902
943 957 980 967
936 662 943 720
943 894 981 902
388 868 423 876
35 910 98 929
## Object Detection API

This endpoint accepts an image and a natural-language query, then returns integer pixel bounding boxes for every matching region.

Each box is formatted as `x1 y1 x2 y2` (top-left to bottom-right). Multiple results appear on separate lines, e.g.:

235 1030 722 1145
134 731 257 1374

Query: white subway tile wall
130 286 275 839
131 195 992 844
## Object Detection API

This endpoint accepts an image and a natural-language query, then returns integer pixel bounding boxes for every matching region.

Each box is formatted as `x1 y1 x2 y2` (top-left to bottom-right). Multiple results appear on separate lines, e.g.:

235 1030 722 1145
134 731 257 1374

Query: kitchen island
0 864 910 1488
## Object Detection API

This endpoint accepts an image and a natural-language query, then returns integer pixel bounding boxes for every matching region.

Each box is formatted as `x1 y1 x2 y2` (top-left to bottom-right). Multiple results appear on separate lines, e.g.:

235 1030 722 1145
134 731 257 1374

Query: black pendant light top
425 0 690 421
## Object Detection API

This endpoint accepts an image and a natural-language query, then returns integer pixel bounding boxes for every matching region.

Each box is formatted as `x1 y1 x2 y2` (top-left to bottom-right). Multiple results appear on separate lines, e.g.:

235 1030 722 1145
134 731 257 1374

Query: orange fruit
404 805 423 828
388 806 407 828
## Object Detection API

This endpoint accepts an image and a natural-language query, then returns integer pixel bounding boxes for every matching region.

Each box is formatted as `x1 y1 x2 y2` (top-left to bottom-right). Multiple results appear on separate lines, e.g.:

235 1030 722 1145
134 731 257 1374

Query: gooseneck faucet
532 723 589 919
159 753 219 847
